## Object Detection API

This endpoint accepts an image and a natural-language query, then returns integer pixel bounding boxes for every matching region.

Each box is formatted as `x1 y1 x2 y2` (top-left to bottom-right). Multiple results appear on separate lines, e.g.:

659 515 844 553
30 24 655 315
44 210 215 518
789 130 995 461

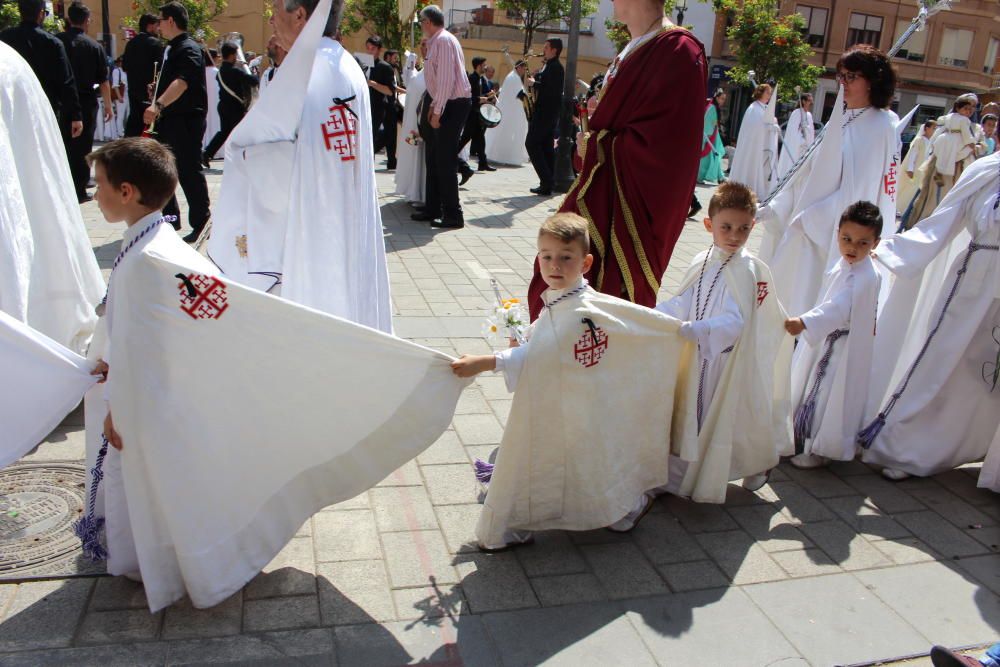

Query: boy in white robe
787 201 882 469
452 213 684 550
860 151 999 481
654 182 792 504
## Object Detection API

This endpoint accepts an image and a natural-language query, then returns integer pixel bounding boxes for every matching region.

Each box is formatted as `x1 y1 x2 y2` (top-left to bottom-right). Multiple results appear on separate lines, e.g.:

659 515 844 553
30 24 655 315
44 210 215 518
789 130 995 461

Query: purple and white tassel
474 459 495 483
73 435 109 562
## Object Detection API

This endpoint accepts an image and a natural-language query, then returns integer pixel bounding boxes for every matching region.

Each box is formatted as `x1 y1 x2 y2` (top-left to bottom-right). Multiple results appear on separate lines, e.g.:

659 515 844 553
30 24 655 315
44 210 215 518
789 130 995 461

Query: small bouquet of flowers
404 130 422 147
483 279 527 347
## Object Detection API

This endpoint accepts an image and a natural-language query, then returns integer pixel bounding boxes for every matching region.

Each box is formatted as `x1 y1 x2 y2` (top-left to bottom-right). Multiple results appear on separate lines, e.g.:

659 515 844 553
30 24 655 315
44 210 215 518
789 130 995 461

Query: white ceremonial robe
393 53 426 203
85 212 467 611
897 134 931 216
484 69 529 166
761 95 898 316
0 42 104 354
728 100 780 199
660 249 792 503
777 108 814 180
790 257 879 462
203 65 222 156
476 281 683 547
862 152 1000 477
113 68 128 138
0 311 97 468
209 3 391 333
979 428 999 492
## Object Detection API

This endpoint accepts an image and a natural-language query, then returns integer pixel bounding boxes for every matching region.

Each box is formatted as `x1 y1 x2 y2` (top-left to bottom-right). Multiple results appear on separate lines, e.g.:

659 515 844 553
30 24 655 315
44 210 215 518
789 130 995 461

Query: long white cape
89 222 467 611
671 250 792 503
393 52 426 203
776 108 814 180
0 311 97 467
728 94 779 199
863 152 1000 477
476 288 683 545
0 42 104 354
484 69 529 166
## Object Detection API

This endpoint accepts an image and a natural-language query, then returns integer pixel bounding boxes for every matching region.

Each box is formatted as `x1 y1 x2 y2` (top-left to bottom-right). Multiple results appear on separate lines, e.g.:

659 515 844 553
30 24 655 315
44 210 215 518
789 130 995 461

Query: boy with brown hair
453 212 686 550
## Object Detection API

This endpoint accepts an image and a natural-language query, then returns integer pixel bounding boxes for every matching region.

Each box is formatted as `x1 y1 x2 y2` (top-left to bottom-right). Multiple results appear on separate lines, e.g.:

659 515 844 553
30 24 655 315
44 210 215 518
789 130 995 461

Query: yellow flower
490 325 497 332
504 303 511 310
508 298 520 304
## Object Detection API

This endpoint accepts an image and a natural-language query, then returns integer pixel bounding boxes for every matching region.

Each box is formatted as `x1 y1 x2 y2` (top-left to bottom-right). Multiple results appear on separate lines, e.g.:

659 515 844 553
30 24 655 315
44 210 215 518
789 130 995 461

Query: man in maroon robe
528 27 706 320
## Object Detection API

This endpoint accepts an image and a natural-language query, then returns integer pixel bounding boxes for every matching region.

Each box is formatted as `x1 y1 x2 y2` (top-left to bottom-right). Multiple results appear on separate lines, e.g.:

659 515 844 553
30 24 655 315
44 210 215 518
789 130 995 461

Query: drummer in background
458 55 497 176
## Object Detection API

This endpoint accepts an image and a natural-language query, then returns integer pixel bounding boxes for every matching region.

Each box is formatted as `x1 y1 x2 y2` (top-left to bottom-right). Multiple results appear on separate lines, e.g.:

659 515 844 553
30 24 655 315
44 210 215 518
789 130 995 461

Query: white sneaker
741 470 771 491
881 467 911 481
607 493 654 533
790 453 829 469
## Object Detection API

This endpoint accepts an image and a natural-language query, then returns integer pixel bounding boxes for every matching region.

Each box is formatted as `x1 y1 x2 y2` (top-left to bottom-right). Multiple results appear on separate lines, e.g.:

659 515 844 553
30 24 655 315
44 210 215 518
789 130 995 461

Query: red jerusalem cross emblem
883 160 898 202
177 273 229 320
574 324 608 368
756 281 769 307
321 102 358 162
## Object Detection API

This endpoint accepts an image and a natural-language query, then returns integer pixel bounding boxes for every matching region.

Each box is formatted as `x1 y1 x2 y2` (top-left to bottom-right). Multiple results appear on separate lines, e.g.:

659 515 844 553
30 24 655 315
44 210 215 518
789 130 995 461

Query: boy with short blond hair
453 212 685 550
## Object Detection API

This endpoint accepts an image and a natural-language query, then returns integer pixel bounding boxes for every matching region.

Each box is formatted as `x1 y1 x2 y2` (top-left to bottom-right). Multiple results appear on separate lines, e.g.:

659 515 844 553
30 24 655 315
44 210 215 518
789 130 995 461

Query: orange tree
714 0 821 101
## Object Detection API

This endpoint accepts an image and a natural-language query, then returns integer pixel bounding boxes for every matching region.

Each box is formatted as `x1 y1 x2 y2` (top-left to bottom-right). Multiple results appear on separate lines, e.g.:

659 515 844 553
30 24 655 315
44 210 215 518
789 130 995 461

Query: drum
479 103 502 128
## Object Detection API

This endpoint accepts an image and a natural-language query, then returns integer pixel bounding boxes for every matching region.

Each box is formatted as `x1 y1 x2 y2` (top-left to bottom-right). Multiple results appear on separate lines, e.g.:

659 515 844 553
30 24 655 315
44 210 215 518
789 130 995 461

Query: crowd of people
0 0 997 626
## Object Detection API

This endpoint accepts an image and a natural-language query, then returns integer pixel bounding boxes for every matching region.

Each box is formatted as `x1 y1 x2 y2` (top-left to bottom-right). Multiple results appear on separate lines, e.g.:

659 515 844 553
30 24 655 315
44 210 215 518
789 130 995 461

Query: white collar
122 210 164 243
543 276 587 305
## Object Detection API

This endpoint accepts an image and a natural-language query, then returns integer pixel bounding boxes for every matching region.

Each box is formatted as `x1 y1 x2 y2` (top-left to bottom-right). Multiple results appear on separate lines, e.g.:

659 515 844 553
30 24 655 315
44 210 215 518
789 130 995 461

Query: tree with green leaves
0 0 64 32
339 0 433 49
495 0 597 55
123 0 228 43
713 0 822 101
604 0 674 53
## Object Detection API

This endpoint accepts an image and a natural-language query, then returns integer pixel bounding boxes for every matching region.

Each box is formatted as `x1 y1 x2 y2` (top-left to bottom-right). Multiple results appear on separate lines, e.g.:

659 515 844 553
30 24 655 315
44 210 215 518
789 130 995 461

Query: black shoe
531 187 553 196
201 153 212 169
182 230 202 244
77 193 93 203
459 167 475 186
431 218 464 229
410 212 438 222
386 162 397 171
478 164 497 172
688 201 703 219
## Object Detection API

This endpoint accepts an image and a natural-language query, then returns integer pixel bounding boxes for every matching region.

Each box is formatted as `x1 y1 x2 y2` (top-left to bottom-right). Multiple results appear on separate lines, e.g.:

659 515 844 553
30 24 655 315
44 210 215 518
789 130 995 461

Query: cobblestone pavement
1 156 997 666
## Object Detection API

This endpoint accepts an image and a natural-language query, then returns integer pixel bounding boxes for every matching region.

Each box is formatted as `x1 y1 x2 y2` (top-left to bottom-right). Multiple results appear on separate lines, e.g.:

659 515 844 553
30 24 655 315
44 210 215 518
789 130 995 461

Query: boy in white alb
452 213 685 550
654 182 792 505
787 201 882 469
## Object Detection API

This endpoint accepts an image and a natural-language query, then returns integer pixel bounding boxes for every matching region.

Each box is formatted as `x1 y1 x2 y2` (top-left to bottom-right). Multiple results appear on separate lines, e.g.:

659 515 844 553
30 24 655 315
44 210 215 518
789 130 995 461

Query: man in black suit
122 13 164 137
57 1 113 202
142 1 209 242
0 0 82 141
202 41 259 165
366 36 399 169
458 55 496 174
525 38 564 195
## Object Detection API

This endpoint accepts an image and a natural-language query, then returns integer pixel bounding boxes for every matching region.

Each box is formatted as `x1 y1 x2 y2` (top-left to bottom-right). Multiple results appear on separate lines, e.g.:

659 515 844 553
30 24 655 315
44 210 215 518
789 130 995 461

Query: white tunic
483 69 529 166
209 23 392 332
777 107 815 180
203 65 222 156
863 152 1000 477
897 133 931 215
761 95 898 317
393 52 426 203
477 282 684 547
0 42 104 354
790 257 879 461
729 100 780 199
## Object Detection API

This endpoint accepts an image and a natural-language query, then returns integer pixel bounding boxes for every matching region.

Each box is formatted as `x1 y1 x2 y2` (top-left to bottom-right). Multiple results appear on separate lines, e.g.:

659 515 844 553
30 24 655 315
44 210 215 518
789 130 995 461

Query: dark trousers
157 112 211 233
458 106 487 167
203 107 245 159
525 118 557 189
372 101 398 167
423 97 472 223
63 98 97 200
124 95 148 137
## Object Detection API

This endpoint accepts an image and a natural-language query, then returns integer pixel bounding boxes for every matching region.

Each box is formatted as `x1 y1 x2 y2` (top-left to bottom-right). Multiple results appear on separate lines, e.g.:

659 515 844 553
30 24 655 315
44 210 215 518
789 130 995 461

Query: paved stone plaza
1 158 997 666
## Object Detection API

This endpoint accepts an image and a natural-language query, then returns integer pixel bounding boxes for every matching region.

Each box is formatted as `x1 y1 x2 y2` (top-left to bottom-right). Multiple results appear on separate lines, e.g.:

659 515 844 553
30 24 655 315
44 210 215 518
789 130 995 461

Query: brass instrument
504 45 537 121
142 61 162 137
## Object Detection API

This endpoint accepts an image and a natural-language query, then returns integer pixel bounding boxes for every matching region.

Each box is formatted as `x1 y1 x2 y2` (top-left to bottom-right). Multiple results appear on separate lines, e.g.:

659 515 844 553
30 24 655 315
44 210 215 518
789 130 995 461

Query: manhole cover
0 462 104 580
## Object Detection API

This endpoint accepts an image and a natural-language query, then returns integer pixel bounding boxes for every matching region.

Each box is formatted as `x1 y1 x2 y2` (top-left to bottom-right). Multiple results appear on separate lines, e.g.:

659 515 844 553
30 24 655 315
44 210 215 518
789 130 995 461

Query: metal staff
759 0 954 207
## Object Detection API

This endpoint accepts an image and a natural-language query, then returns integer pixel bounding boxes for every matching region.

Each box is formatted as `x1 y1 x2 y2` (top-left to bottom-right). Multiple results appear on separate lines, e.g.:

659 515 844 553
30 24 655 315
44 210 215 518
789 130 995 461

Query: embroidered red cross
178 274 229 320
883 160 897 201
574 325 608 368
756 281 769 307
321 103 357 162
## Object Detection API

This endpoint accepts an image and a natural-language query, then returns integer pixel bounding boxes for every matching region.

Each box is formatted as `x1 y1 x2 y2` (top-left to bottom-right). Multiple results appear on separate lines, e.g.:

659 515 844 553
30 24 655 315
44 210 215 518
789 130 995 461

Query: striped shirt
423 27 470 116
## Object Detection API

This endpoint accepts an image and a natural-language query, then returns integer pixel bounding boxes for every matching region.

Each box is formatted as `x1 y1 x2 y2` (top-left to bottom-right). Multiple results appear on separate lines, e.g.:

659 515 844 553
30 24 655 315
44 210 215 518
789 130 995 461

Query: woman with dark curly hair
759 44 900 319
